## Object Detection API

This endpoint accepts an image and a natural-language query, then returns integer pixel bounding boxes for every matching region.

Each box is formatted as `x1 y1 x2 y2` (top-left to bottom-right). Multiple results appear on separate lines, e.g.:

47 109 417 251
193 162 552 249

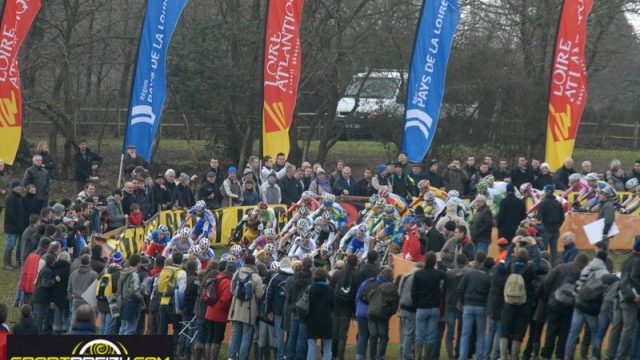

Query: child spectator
128 203 143 227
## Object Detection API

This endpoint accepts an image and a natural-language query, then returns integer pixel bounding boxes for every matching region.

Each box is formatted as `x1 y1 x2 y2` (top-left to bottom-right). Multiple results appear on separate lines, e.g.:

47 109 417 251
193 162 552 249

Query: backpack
158 267 177 298
578 277 606 302
200 274 219 306
359 278 381 305
295 285 311 318
554 266 579 306
96 273 114 301
367 282 399 319
504 264 527 305
334 271 356 305
232 272 254 301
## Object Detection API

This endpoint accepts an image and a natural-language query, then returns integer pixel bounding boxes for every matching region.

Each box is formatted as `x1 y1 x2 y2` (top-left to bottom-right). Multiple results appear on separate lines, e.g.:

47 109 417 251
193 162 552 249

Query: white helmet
585 173 599 182
179 227 192 237
195 200 207 211
569 173 582 184
198 238 210 250
374 198 387 208
264 228 277 238
264 243 275 255
221 253 236 263
189 245 201 255
423 192 435 202
296 218 311 229
297 206 310 217
626 178 639 190
270 261 280 271
520 183 532 194
157 225 169 234
301 191 313 201
230 244 242 256
447 190 459 199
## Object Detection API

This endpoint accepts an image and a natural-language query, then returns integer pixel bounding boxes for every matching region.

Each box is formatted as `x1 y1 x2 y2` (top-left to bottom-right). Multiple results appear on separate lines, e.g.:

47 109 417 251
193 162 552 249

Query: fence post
635 123 640 149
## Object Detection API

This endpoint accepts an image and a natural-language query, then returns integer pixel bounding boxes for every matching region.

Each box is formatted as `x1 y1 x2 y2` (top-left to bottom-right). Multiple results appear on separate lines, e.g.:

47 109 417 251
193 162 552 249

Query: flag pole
117 154 125 188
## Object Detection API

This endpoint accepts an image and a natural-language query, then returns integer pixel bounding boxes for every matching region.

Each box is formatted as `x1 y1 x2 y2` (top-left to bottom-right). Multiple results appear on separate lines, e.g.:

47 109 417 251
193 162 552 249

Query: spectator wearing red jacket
204 261 236 360
402 217 424 263
19 238 51 306
128 203 143 227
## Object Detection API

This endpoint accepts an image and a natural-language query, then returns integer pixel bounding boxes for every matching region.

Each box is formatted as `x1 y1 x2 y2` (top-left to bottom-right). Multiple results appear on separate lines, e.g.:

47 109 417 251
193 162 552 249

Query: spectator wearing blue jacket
333 167 358 196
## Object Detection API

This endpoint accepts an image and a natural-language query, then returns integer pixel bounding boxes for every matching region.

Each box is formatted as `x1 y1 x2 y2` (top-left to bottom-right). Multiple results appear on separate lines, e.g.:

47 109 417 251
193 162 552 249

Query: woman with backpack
204 260 235 360
306 268 335 360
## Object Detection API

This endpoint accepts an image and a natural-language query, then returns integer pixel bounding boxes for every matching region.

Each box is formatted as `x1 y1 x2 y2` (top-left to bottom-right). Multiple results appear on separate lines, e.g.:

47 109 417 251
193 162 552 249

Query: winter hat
540 162 551 170
243 168 253 176
497 238 509 247
52 203 65 214
228 166 237 174
315 168 325 175
506 184 515 194
225 260 238 275
544 184 555 194
112 251 123 264
206 171 216 178
179 173 190 183
376 164 386 173
10 180 21 189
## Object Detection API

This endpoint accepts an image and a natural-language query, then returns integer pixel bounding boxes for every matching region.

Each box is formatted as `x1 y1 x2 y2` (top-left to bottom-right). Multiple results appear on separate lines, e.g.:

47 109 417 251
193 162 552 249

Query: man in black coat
356 251 381 289
496 184 527 241
73 140 103 193
333 166 358 196
279 165 303 206
4 181 25 269
537 184 565 263
471 195 493 255
553 158 575 191
511 156 535 188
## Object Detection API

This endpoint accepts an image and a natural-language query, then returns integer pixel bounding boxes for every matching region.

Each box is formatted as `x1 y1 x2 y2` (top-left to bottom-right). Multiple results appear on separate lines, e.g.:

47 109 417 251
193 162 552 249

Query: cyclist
255 201 278 230
143 224 172 257
620 178 640 214
186 200 217 241
195 238 215 269
288 228 317 260
286 191 320 214
338 223 371 260
162 227 194 258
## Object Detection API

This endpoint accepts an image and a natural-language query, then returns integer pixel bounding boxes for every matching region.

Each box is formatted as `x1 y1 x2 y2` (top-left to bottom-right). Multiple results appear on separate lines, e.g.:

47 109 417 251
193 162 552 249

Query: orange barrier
560 212 638 249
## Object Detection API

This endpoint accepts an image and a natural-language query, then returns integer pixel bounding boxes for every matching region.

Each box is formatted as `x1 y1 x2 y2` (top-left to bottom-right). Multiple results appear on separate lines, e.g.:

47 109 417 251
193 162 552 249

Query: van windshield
344 77 400 99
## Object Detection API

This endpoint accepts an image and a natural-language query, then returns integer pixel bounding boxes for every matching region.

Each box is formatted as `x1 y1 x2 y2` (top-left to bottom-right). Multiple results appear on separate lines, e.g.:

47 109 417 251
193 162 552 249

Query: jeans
53 305 69 332
459 306 486 360
286 312 307 360
564 308 598 358
33 302 49 334
368 319 390 360
607 301 638 360
356 317 369 358
485 318 501 360
307 338 332 360
228 321 255 360
274 315 285 360
400 309 416 360
542 230 559 263
99 311 116 335
592 308 613 359
415 307 440 346
258 320 275 348
4 233 18 266
475 241 489 256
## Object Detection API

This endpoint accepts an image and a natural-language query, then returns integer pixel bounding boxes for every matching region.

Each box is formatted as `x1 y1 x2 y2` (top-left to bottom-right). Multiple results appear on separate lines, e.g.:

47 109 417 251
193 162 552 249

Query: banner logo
264 101 287 131
0 90 18 126
8 336 172 360
401 0 460 163
130 105 156 125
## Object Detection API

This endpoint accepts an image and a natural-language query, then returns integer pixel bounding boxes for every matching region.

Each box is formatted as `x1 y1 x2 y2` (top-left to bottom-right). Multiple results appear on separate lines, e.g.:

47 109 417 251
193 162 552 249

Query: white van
334 70 408 137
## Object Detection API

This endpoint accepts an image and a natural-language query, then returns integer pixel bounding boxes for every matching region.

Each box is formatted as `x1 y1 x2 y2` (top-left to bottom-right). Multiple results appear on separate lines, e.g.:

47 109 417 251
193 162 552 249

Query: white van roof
352 70 407 79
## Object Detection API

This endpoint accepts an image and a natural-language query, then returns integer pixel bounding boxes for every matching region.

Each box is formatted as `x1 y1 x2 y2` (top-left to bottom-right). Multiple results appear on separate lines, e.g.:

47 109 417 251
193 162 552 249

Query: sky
626 11 640 37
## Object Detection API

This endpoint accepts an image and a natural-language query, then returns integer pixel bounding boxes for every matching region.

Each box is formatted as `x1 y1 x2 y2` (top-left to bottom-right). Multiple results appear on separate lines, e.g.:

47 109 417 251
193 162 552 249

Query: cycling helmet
520 183 532 194
264 243 275 255
322 211 333 220
585 173 599 182
198 238 210 250
476 180 488 191
247 210 258 220
296 218 311 229
447 190 459 199
569 173 582 184
601 187 618 199
270 261 280 271
179 227 192 237
189 245 201 255
157 225 169 234
378 186 390 198
423 192 435 202
417 180 429 190
301 191 313 201
264 228 277 238
374 198 387 208
195 200 206 211
297 206 310 217
258 201 268 210
357 224 368 233
368 194 379 204
626 178 639 190
221 253 236 263
230 244 242 256
300 228 313 239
